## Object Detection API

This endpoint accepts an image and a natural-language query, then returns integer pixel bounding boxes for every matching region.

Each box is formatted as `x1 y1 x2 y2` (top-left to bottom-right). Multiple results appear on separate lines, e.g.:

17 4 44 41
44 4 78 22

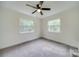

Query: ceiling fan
26 1 51 15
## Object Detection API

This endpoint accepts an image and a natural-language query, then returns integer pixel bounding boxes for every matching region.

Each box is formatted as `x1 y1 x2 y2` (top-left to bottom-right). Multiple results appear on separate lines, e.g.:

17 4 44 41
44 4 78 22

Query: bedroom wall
0 7 40 49
42 6 79 49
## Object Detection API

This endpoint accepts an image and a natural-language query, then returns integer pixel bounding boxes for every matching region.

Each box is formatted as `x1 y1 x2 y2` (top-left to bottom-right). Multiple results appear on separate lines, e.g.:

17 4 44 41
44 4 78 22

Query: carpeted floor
0 39 71 57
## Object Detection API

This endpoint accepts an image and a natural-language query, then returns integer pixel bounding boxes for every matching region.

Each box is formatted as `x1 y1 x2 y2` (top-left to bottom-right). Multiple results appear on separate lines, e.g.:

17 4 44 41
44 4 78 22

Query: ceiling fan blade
39 1 44 6
40 11 43 15
37 4 40 8
26 4 37 9
42 8 51 10
32 10 37 14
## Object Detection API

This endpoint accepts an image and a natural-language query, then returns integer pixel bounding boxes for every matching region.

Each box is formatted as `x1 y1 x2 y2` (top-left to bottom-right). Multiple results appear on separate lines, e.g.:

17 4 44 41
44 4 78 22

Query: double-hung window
19 18 34 33
48 19 60 32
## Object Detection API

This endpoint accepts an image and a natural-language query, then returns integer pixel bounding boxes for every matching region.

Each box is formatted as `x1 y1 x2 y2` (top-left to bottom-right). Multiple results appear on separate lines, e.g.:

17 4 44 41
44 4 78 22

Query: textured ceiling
0 1 79 18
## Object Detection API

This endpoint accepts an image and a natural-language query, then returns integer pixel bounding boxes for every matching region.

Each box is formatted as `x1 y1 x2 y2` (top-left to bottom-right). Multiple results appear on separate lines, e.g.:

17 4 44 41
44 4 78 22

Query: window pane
48 19 60 32
19 18 34 33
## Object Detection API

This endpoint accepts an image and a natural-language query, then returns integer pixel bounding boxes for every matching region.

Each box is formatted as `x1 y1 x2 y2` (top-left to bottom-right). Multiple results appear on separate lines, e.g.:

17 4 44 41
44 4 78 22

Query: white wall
0 5 79 50
0 7 40 49
42 6 79 49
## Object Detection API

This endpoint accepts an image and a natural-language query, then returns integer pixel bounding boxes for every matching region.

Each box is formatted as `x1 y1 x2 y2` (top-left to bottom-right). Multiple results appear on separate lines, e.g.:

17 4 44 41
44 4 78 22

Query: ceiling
0 1 79 18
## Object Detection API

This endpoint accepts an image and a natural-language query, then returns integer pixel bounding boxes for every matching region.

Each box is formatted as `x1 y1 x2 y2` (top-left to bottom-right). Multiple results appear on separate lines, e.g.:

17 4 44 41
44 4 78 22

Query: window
48 19 60 32
19 18 34 33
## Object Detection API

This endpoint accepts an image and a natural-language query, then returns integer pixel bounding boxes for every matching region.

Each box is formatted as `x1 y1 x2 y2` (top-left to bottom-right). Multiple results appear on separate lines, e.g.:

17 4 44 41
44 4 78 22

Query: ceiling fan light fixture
26 1 51 15
37 9 41 12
